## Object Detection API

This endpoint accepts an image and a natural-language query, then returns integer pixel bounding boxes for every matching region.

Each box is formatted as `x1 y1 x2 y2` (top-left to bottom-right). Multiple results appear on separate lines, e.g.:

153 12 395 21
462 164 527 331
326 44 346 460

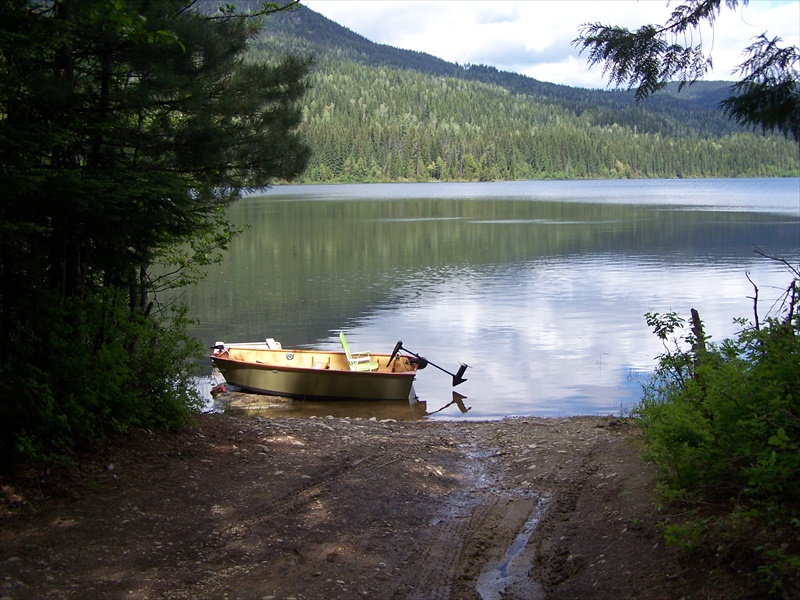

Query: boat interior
214 346 416 374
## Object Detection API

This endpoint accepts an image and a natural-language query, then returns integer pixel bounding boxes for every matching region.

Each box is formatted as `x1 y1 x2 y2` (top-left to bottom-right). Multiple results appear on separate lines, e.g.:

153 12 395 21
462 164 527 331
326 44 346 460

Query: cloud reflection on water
183 179 799 420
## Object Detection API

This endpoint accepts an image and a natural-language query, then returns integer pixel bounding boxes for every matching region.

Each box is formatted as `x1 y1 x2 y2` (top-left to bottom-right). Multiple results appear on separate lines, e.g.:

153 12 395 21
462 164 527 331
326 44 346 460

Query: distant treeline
248 6 799 183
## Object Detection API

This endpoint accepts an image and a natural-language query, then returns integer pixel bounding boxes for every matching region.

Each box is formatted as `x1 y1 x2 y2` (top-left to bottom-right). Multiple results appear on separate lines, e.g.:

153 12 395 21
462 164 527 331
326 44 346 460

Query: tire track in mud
404 422 604 600
527 443 628 596
402 491 500 600
395 430 540 600
474 494 549 600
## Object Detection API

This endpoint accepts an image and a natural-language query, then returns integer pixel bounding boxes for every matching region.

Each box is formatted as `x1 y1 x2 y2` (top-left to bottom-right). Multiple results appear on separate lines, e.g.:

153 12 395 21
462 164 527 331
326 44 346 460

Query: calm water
181 178 800 420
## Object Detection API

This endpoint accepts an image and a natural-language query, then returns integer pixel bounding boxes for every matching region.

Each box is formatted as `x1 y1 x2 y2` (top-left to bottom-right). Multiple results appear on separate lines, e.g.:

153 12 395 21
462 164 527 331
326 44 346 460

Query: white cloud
304 0 800 89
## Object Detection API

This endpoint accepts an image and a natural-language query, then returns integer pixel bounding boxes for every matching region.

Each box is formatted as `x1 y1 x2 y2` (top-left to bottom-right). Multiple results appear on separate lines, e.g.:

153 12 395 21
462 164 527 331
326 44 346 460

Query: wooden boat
211 335 422 401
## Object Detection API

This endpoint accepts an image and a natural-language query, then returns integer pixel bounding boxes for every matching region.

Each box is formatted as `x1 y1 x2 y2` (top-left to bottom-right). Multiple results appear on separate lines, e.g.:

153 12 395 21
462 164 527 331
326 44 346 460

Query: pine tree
0 0 310 462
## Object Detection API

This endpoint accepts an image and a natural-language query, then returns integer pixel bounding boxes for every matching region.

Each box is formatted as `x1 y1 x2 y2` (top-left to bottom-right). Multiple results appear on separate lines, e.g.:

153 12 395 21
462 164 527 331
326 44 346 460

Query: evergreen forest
251 4 800 183
1 2 797 593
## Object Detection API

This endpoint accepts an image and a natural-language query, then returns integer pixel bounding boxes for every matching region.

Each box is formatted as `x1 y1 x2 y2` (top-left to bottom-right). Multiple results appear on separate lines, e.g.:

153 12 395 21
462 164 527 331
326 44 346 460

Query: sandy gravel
1 411 745 599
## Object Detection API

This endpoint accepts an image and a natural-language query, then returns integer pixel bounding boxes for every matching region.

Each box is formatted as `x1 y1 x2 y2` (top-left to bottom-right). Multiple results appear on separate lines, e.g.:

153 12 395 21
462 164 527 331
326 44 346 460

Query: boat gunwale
211 353 418 378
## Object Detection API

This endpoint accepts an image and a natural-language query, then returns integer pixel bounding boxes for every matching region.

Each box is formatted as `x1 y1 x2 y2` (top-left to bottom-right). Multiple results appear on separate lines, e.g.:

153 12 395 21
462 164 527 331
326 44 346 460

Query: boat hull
211 346 418 401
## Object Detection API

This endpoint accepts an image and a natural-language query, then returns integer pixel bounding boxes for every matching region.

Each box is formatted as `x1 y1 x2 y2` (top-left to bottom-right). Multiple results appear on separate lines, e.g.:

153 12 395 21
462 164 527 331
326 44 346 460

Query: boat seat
339 331 379 372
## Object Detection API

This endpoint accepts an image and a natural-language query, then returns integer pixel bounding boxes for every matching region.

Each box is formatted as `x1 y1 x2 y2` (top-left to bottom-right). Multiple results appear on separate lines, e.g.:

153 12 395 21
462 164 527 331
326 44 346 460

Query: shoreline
1 413 746 599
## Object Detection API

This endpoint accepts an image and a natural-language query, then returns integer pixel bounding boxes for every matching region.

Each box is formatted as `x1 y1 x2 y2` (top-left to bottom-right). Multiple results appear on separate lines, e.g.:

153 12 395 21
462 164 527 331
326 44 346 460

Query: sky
303 0 800 90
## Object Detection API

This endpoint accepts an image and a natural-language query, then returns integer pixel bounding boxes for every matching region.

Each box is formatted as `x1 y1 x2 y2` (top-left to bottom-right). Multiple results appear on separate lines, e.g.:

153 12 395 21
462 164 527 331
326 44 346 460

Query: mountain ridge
262 4 736 117
214 2 799 182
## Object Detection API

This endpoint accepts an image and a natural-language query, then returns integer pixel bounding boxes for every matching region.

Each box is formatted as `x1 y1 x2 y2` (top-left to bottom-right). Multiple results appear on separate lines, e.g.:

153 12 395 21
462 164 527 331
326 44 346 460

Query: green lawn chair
339 331 379 372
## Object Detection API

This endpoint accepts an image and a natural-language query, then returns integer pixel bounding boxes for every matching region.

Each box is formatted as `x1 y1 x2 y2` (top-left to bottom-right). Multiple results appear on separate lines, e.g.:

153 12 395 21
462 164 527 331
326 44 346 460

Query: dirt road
1 413 739 599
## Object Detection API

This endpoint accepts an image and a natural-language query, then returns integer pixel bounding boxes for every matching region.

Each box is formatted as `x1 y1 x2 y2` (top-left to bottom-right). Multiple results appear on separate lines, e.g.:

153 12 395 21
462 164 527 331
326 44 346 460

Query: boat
210 334 424 401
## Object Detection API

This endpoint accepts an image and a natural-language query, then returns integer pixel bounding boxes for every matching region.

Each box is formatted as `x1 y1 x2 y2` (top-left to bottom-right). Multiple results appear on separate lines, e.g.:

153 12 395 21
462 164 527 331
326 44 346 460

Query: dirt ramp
1 415 740 599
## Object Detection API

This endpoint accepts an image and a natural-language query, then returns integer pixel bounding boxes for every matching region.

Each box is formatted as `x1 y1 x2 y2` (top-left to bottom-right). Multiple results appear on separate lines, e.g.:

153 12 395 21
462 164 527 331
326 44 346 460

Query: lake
181 178 800 420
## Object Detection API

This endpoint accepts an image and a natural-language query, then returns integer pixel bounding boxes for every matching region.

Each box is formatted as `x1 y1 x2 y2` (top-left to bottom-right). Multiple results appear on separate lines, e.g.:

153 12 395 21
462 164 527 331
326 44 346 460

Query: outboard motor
409 356 428 369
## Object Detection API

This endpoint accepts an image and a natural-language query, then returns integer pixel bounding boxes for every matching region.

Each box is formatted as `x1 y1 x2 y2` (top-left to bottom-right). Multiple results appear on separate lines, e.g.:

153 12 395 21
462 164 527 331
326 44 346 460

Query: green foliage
637 266 800 595
261 4 752 131
282 55 797 183
0 1 309 467
574 0 800 142
249 13 799 183
0 290 204 467
721 35 800 141
574 0 735 101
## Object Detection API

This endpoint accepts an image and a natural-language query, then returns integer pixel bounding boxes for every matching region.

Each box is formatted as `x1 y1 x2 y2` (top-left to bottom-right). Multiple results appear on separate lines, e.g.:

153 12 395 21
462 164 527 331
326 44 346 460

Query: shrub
0 290 204 469
637 271 799 596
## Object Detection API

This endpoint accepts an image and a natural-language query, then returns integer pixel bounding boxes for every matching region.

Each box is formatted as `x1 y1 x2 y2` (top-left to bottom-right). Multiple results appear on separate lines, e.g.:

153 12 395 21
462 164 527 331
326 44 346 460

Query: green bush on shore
636 267 799 596
0 291 204 469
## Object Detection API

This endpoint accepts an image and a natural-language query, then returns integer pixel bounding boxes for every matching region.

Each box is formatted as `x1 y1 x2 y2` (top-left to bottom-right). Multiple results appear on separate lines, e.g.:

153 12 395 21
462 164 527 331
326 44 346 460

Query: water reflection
220 393 429 420
425 392 472 417
177 179 800 419
209 386 471 421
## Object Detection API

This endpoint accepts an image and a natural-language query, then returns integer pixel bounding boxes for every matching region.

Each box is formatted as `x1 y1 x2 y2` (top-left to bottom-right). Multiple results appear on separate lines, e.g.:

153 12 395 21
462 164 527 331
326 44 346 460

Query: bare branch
753 246 800 279
745 271 760 330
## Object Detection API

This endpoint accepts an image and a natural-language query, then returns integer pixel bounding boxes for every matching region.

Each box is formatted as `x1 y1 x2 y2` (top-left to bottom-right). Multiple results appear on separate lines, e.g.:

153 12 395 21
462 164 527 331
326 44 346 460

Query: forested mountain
245 3 799 182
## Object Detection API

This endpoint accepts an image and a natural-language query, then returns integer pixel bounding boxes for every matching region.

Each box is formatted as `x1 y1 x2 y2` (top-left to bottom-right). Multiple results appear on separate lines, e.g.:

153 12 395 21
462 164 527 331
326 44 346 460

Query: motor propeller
388 341 468 387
